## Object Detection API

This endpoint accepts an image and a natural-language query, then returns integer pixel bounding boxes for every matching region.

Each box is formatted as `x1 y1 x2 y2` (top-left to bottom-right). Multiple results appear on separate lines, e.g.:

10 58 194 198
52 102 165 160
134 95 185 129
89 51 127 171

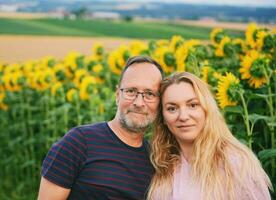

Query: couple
38 56 271 200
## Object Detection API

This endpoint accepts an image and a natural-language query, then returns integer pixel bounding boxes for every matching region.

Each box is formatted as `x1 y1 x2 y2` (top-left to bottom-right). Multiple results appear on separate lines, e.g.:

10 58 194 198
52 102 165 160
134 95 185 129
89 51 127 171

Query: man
38 56 164 200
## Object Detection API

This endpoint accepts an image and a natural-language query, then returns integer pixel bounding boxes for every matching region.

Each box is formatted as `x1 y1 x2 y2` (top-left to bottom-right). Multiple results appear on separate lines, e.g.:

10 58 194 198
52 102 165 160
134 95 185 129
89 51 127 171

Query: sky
69 0 276 8
3 0 276 8
136 0 276 8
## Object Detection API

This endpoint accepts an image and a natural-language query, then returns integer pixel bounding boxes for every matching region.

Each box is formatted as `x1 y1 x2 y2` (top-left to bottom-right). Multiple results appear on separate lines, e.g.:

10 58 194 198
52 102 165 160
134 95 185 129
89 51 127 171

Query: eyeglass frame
119 87 160 102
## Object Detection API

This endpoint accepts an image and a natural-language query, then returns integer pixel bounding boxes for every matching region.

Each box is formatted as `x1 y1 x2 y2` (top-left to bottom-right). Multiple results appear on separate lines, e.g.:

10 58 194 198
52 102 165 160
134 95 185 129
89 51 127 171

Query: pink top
171 154 271 200
172 156 201 200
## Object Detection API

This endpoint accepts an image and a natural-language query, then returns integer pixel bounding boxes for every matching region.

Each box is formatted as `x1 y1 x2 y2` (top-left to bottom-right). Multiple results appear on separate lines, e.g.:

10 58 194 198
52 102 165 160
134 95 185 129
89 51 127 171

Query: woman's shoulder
225 148 243 168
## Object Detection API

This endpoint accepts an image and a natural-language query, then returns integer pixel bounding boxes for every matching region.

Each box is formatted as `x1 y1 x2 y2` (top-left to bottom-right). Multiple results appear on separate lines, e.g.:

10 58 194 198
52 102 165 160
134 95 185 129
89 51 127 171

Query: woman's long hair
147 72 272 200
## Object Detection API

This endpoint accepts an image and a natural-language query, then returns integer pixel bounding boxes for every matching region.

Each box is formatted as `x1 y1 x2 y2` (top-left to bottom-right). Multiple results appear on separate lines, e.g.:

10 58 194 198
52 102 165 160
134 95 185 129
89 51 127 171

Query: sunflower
240 50 268 88
34 68 56 91
215 36 231 57
175 44 188 72
185 39 201 50
156 39 169 48
130 40 148 56
169 35 185 52
0 87 8 111
0 63 4 72
174 40 201 72
108 45 130 75
201 65 211 83
2 71 23 92
200 61 220 86
4 63 21 74
256 30 274 52
0 102 8 111
73 69 88 88
66 88 78 103
92 63 103 74
232 38 247 55
51 82 63 97
92 42 104 58
40 56 55 67
245 23 258 49
0 90 5 102
22 60 36 76
79 76 97 100
216 72 241 109
210 28 225 46
64 51 81 71
53 63 67 82
154 46 175 73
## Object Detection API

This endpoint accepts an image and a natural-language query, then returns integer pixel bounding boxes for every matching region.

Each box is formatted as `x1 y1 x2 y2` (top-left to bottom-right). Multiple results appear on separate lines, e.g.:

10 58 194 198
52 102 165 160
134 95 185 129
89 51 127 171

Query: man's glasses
120 88 159 102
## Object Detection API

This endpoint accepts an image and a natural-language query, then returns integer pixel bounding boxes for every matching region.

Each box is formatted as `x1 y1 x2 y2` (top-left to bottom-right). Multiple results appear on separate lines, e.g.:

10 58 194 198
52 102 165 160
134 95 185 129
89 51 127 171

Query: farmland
0 17 244 40
0 17 244 62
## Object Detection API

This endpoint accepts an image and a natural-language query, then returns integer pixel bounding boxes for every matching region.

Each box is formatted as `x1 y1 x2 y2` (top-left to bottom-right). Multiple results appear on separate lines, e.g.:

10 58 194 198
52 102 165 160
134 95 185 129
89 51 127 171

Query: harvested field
0 35 136 63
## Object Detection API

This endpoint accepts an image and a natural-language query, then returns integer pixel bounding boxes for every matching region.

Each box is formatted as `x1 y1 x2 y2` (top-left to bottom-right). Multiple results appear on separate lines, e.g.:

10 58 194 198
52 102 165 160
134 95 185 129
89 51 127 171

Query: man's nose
133 93 146 107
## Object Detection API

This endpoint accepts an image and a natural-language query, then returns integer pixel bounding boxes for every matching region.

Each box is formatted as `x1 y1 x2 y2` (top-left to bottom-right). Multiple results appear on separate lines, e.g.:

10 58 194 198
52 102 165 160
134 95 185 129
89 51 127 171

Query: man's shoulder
71 121 109 138
77 121 107 131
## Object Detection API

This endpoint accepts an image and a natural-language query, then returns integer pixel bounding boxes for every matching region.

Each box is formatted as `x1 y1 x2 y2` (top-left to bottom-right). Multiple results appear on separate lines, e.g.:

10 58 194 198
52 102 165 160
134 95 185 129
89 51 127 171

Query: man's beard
119 109 155 133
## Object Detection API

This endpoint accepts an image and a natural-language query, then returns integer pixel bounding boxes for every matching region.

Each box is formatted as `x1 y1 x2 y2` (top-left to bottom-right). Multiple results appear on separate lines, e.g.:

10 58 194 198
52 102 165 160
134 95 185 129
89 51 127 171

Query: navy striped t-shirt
41 122 154 200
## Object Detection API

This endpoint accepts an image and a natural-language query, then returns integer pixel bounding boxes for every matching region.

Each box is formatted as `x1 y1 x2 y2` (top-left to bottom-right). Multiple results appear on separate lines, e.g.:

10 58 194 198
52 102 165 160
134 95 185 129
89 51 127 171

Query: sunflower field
0 23 275 199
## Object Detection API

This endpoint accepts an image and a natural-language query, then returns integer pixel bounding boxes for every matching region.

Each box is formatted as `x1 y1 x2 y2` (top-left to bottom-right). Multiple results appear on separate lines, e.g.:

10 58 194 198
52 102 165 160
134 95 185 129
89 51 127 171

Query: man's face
116 62 162 133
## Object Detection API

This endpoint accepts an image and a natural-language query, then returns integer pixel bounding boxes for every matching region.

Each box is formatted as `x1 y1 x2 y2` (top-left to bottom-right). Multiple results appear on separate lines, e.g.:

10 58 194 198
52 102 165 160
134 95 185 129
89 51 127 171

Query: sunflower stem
190 54 200 77
239 91 252 149
62 89 68 132
76 99 81 126
262 65 275 176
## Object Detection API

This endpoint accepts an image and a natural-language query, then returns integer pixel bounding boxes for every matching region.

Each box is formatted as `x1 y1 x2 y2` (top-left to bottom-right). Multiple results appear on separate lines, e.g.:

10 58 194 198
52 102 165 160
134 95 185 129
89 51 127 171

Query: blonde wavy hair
147 72 272 200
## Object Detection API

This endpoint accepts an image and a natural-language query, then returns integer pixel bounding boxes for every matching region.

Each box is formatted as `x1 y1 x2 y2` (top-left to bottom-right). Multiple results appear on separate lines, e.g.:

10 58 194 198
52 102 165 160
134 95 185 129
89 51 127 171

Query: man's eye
145 91 155 97
126 89 136 94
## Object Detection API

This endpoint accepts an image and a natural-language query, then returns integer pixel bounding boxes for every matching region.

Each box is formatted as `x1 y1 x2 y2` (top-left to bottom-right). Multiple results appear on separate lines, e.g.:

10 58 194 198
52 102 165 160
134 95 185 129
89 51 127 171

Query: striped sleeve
41 127 87 188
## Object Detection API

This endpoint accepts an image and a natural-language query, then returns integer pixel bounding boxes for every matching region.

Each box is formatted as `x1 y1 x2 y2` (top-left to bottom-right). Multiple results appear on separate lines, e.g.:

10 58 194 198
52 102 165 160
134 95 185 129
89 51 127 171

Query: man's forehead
123 63 162 79
120 65 162 90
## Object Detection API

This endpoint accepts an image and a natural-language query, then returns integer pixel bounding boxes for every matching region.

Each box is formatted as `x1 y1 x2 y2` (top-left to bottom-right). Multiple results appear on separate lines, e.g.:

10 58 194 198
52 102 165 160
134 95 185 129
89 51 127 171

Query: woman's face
162 82 206 145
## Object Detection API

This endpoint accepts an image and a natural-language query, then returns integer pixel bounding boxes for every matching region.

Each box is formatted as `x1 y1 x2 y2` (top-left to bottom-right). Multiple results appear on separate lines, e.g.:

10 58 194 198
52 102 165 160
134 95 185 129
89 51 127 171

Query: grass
0 18 244 39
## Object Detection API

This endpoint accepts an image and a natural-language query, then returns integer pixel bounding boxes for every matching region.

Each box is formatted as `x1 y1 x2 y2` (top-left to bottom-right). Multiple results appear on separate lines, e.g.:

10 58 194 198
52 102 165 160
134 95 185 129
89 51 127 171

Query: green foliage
0 18 243 39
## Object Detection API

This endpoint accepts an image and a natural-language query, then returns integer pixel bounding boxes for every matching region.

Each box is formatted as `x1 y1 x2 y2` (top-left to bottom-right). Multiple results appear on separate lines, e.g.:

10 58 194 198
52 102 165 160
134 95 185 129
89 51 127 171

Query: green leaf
21 160 35 169
258 149 276 161
249 93 276 99
268 122 276 127
248 113 269 124
223 106 243 114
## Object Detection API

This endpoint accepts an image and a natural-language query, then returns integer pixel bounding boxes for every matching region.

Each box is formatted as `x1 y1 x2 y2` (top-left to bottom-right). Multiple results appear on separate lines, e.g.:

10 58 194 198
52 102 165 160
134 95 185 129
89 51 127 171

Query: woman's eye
167 107 177 112
189 102 199 109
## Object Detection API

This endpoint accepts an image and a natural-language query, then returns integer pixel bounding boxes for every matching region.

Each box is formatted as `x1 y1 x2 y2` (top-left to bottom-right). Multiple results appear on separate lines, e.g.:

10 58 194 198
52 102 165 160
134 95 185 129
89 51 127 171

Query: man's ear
115 85 120 105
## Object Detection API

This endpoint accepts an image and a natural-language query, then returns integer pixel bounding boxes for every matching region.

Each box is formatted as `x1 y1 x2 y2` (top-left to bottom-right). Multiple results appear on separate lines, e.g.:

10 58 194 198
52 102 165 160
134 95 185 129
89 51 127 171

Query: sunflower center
227 83 241 102
250 58 266 78
164 52 176 66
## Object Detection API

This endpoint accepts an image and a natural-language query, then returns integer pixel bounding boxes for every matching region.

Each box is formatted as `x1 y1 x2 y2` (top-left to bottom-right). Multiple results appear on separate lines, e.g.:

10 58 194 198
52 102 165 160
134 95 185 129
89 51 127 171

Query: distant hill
1 0 276 23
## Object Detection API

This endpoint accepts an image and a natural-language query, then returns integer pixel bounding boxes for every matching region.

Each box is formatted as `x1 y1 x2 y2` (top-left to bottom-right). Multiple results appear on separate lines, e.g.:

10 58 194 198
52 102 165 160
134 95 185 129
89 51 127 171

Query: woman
148 72 272 200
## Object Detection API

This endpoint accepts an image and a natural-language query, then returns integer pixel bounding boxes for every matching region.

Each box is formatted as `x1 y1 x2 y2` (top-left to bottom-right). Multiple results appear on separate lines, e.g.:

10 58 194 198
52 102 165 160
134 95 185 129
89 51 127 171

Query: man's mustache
126 109 148 115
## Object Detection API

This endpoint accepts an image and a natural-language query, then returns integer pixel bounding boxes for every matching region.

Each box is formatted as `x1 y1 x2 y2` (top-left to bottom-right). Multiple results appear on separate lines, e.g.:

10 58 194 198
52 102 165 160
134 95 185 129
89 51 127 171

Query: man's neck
108 119 144 148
